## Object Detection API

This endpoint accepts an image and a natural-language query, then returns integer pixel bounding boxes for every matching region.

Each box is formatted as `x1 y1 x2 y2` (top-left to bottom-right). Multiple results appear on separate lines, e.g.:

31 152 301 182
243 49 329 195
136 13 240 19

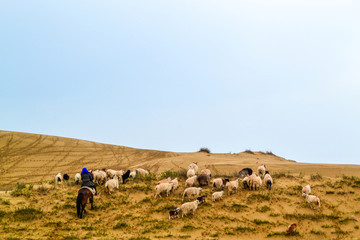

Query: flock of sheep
54 162 321 223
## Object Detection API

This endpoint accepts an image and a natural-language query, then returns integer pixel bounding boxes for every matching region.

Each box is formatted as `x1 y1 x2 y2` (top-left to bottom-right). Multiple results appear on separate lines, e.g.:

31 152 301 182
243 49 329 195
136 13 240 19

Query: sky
1 0 360 164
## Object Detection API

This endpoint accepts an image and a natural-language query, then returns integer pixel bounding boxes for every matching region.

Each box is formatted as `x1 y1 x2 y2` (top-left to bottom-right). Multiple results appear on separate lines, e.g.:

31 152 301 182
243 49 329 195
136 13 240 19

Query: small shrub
198 147 211 153
310 173 322 181
244 149 254 154
113 222 128 229
326 191 335 194
231 202 248 212
257 205 271 212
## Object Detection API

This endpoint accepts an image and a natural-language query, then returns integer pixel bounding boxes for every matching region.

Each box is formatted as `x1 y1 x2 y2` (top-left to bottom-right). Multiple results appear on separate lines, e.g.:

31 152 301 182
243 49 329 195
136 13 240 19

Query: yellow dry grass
0 130 360 240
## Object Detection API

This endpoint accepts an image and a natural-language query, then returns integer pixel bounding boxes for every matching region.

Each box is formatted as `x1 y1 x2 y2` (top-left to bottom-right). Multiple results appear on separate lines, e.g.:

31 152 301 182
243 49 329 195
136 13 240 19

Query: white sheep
242 176 250 189
130 171 136 178
136 168 149 175
55 173 62 185
212 178 229 190
302 184 311 196
93 170 107 184
115 170 125 179
170 178 179 192
305 194 320 209
154 182 174 199
248 173 262 190
187 168 195 178
106 169 117 178
105 176 119 194
188 162 199 173
74 173 81 184
182 187 203 201
180 200 200 217
225 179 239 195
158 177 172 185
212 191 224 202
185 176 197 188
257 165 266 178
200 169 211 178
264 172 273 190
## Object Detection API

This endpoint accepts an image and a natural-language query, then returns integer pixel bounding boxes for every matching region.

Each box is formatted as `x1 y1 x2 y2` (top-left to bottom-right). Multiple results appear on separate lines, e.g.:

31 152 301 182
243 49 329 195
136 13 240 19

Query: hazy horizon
1 1 359 164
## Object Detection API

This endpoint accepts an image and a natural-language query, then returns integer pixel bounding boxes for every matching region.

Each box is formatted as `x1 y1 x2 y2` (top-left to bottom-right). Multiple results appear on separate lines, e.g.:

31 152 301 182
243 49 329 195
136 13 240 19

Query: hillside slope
1 130 360 190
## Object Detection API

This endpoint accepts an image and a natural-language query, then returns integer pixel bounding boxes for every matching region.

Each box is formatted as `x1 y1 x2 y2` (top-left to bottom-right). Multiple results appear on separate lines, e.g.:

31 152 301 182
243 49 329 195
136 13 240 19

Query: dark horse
76 188 94 218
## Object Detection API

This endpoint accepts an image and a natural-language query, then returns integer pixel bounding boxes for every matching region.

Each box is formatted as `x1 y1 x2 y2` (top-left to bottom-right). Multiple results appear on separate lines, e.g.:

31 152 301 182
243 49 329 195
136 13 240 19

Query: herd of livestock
54 162 320 224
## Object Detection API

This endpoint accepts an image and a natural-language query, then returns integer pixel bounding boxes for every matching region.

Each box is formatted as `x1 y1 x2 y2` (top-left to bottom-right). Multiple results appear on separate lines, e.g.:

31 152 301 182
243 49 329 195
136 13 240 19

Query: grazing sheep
225 179 240 195
105 176 119 194
302 184 311 196
286 223 297 235
154 182 174 199
200 169 211 178
188 162 199 173
130 171 136 178
248 173 262 190
212 178 229 190
305 194 320 209
257 165 266 178
197 173 211 186
106 169 117 178
212 191 224 202
196 195 207 204
115 170 125 179
136 168 149 175
242 176 250 189
170 178 179 192
169 208 180 220
264 172 273 190
74 173 81 184
187 168 195 178
55 173 62 185
182 187 203 201
185 176 197 188
181 200 200 217
121 170 131 184
158 177 172 185
239 168 253 178
63 174 69 181
93 170 107 185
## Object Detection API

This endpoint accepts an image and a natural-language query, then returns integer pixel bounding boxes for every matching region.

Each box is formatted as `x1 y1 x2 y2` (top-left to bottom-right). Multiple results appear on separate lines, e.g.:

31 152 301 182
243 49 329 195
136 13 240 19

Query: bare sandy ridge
0 130 359 190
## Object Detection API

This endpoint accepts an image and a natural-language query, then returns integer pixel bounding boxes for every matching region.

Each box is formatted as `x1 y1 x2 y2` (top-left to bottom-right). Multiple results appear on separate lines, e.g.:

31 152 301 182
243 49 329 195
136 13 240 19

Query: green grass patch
181 224 198 232
257 205 271 212
113 222 128 229
310 229 326 236
252 219 271 225
284 213 339 221
13 206 43 221
234 226 256 232
247 193 270 204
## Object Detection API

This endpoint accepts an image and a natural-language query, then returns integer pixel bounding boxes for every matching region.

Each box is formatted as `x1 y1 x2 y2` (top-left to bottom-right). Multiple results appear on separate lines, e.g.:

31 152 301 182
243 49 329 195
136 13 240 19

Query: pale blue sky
1 1 359 164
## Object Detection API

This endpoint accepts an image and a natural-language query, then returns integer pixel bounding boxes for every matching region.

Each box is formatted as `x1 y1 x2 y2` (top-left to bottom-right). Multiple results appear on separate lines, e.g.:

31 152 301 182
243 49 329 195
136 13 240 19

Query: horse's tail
77 192 83 217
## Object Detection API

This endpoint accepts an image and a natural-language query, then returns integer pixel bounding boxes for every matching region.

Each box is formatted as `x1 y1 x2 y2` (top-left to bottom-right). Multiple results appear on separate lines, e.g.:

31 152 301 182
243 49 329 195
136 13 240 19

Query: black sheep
122 170 130 184
197 195 207 204
197 173 210 186
63 174 70 181
169 208 180 220
239 168 253 178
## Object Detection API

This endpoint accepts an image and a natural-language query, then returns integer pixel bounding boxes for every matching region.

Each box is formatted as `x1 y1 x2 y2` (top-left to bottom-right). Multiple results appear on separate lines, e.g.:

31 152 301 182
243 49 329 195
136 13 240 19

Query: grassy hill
0 130 360 239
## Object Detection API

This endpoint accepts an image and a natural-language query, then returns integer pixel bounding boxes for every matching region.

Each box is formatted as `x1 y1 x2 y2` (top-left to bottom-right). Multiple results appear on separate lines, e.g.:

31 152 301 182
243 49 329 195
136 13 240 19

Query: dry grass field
1 130 360 240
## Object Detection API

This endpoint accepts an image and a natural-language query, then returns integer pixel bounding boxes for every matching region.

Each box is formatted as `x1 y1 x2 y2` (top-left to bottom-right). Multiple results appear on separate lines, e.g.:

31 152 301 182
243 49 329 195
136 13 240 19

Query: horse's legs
90 196 94 210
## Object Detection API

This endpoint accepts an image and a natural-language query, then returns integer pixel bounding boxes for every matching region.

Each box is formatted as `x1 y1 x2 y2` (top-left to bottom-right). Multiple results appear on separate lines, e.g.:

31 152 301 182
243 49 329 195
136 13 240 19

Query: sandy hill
1 130 360 190
1 130 360 239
